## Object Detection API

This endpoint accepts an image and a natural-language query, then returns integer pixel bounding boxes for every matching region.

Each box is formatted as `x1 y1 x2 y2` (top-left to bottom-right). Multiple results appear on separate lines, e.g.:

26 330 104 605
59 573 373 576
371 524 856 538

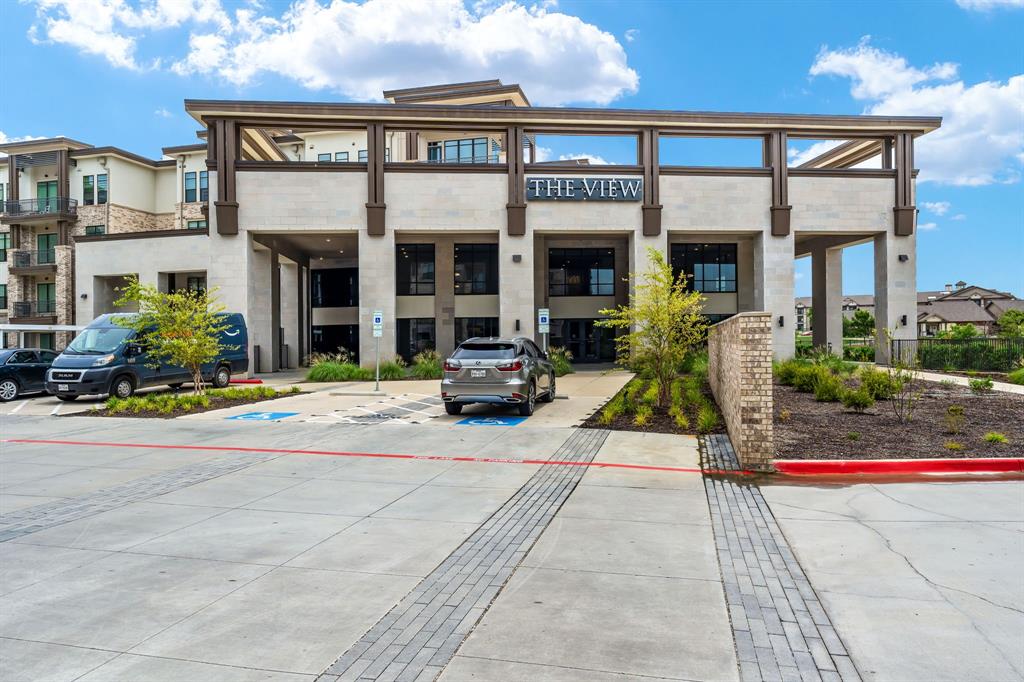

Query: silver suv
441 337 555 417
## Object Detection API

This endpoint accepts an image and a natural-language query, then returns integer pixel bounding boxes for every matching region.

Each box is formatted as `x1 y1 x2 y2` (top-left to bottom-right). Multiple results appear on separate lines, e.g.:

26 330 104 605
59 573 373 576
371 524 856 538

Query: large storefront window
548 248 615 297
454 244 498 295
670 244 737 293
549 319 615 362
312 268 358 308
312 324 359 360
396 244 435 295
397 318 435 362
426 137 493 164
455 317 499 344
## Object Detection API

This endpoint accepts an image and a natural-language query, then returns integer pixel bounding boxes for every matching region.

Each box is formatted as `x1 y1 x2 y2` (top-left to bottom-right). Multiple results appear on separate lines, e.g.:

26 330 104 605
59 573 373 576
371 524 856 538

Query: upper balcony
8 248 58 274
1 198 78 224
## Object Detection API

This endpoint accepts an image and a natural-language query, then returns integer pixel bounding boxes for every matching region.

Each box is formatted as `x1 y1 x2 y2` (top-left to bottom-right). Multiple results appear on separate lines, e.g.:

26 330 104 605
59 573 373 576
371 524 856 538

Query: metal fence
892 337 1024 372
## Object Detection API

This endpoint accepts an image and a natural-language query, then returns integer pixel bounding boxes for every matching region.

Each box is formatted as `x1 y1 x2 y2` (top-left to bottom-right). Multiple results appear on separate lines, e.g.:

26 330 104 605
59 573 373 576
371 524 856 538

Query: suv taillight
496 360 524 372
443 361 460 372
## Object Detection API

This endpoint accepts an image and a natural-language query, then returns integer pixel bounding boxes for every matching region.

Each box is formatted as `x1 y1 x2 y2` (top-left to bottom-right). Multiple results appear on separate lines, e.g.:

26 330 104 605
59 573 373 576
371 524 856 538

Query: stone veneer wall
55 245 74 348
707 312 774 471
72 204 179 235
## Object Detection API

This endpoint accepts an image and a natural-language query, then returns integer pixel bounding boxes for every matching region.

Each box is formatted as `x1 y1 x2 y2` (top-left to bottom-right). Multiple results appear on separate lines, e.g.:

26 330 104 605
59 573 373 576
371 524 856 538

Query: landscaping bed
774 361 1023 459
76 386 302 419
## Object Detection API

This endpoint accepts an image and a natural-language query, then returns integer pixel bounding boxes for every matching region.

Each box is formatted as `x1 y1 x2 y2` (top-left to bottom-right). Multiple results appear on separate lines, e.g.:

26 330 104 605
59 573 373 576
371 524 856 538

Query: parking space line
9 401 28 415
50 404 62 416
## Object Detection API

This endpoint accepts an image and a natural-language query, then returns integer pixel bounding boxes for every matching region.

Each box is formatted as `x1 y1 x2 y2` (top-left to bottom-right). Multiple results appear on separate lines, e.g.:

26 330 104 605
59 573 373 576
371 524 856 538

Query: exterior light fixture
778 316 784 327
515 319 521 331
512 254 522 263
898 254 909 262
900 315 908 326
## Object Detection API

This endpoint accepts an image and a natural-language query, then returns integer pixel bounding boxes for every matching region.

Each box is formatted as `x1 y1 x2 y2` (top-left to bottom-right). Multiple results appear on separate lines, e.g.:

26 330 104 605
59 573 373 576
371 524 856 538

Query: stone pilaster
55 244 74 349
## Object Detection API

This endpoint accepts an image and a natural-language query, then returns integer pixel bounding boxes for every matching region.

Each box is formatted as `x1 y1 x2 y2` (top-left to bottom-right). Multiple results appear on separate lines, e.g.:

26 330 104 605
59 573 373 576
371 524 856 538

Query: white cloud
0 131 48 157
530 147 610 164
951 213 967 220
170 0 638 106
154 107 173 118
810 38 1024 186
919 222 938 231
26 0 230 71
956 0 1023 9
624 28 639 42
921 201 951 215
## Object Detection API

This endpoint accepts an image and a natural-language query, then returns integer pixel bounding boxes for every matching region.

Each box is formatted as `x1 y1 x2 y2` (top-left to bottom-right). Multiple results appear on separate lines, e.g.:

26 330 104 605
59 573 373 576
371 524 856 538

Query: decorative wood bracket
640 128 662 236
506 126 526 236
209 119 240 235
768 131 791 236
366 123 387 236
893 133 916 236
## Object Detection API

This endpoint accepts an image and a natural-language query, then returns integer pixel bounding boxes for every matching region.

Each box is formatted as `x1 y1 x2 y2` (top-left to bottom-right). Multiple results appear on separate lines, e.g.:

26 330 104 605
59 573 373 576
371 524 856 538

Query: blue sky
1 0 1021 298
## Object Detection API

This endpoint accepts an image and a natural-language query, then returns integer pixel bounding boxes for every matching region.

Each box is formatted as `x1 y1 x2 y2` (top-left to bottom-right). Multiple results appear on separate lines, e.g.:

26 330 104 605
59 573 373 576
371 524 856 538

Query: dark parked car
0 348 60 402
441 337 555 416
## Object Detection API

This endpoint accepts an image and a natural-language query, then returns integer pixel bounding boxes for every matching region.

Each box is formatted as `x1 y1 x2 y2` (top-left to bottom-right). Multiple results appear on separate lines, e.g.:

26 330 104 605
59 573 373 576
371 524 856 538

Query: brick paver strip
700 436 861 682
317 428 610 682
0 452 276 542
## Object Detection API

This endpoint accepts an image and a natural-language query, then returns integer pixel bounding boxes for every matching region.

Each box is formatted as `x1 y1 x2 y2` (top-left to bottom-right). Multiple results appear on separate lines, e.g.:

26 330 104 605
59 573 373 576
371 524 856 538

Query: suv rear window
452 343 517 360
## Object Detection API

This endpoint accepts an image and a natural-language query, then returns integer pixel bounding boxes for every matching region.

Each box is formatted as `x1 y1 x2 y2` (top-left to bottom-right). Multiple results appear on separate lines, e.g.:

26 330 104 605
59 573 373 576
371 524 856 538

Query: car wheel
213 366 231 388
56 395 78 402
111 376 135 399
445 402 463 415
540 374 556 403
0 379 19 402
518 382 536 417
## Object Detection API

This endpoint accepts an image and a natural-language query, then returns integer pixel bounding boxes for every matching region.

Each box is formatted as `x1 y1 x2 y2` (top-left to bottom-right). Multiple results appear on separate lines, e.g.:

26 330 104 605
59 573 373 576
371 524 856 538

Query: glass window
37 233 57 263
455 317 499 344
83 175 95 206
335 152 349 162
10 350 36 363
670 244 738 293
454 243 498 295
187 276 206 293
427 142 442 162
38 333 55 351
358 150 368 162
0 283 6 310
311 268 358 308
85 225 105 236
396 244 435 296
548 248 615 296
396 318 435 362
0 182 5 205
0 232 9 262
452 341 515 359
187 220 207 230
199 170 208 201
37 282 56 314
97 174 108 204
66 326 132 353
385 148 391 162
317 153 331 162
184 172 196 203
39 350 58 363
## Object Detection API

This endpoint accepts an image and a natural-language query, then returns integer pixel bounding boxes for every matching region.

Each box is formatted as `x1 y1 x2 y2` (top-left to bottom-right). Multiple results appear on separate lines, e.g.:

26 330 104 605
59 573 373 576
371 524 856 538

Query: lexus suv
440 337 555 417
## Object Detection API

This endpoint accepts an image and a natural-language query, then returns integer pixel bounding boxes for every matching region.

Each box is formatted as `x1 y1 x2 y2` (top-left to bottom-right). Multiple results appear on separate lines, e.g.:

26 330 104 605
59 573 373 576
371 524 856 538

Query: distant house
795 282 1020 336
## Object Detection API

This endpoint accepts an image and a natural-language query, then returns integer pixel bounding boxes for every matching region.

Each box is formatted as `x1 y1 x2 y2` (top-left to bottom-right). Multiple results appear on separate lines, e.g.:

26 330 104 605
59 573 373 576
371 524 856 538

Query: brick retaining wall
707 312 774 471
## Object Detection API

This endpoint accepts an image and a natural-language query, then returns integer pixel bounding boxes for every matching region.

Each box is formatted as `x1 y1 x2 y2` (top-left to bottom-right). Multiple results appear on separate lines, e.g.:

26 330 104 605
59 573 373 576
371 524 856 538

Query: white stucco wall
107 157 158 213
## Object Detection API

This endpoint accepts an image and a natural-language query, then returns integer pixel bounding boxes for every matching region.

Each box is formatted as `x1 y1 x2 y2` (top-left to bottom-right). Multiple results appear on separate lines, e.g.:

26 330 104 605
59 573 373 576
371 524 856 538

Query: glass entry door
37 233 57 264
37 282 56 315
37 180 58 213
551 319 615 362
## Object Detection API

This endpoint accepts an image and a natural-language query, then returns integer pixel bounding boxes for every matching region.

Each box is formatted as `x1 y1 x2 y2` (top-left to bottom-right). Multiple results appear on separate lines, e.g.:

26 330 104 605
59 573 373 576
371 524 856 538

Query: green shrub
793 365 828 393
983 432 1009 444
945 441 964 451
696 404 720 433
813 372 844 402
306 361 373 382
376 359 407 381
410 349 443 380
641 379 661 406
847 432 861 441
634 405 652 427
969 377 994 393
843 345 875 362
944 405 966 435
689 351 709 382
860 367 900 400
621 379 647 414
1009 368 1024 386
598 392 625 424
775 359 808 386
548 346 575 377
840 387 874 412
807 348 856 375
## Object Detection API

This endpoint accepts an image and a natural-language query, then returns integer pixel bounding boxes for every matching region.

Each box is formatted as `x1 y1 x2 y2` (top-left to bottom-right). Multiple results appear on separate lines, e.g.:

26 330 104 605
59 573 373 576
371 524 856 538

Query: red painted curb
230 379 264 384
774 458 1024 476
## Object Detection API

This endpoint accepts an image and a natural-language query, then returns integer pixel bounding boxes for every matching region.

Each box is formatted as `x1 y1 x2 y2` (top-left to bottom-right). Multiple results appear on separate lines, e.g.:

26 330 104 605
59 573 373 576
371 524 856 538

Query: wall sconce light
900 314 908 326
515 319 521 331
777 316 785 327
80 293 88 300
898 254 909 262
512 254 522 263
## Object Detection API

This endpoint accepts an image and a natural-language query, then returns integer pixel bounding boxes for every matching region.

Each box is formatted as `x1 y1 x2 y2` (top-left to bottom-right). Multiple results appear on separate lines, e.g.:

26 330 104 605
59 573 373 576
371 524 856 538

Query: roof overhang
0 136 93 155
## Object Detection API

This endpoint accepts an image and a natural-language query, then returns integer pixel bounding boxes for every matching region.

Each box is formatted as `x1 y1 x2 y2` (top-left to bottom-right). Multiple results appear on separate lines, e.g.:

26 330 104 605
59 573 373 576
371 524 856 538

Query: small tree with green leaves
114 277 234 394
596 248 706 407
843 309 875 338
938 323 980 339
996 310 1024 338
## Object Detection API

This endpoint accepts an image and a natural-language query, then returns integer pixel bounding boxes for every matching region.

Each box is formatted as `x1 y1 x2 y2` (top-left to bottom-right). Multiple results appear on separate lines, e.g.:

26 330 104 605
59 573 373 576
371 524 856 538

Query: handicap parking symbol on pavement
456 415 527 426
226 411 299 421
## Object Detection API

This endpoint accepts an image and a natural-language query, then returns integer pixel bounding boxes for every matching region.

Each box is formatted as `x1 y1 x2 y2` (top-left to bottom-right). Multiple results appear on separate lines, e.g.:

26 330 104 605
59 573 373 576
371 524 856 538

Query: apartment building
4 79 939 369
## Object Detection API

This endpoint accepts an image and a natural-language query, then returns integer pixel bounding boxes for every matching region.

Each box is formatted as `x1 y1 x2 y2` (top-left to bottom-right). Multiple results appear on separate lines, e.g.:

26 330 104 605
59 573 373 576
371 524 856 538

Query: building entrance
550 319 615 363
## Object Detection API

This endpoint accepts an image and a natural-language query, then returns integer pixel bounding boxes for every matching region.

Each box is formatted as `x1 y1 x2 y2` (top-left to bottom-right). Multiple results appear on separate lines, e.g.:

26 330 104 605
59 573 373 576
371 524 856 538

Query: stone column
358 226 396 365
248 245 273 373
434 237 456 358
54 244 74 349
873 231 916 364
499 224 535 340
270 250 281 371
753 230 795 359
279 258 299 370
811 246 843 354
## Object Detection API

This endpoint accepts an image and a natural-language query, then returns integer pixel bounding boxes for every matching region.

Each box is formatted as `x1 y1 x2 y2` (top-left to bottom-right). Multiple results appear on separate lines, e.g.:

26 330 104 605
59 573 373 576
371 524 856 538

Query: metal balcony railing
2 197 78 217
12 300 57 318
11 249 57 267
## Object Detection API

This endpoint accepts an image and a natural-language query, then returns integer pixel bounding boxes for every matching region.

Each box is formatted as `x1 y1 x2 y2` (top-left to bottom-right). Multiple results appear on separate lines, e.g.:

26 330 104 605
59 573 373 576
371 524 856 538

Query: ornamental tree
996 310 1024 338
596 248 706 407
114 277 234 394
843 309 875 338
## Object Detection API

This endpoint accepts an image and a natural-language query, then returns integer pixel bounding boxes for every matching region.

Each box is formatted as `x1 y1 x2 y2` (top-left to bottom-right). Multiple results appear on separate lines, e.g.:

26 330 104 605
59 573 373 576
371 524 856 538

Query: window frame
83 175 95 206
0 283 7 310
454 317 499 344
199 170 208 201
84 225 105 236
183 171 197 203
548 248 615 297
454 243 498 295
187 220 208 230
317 153 332 163
395 244 435 296
335 152 349 162
670 243 738 294
0 232 9 262
96 174 108 205
358 149 368 162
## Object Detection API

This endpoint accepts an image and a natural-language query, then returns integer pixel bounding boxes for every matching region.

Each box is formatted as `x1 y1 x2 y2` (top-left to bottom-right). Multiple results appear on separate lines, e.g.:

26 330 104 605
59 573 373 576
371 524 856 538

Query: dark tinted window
396 318 435 362
312 268 358 307
9 351 36 364
549 248 615 296
38 351 59 363
396 244 435 295
455 317 499 344
670 243 737 293
452 343 516 360
454 244 498 294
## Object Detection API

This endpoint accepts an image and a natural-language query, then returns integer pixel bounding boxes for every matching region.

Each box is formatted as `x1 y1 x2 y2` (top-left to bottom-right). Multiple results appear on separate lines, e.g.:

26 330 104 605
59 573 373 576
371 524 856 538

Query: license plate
470 369 486 378
58 384 69 392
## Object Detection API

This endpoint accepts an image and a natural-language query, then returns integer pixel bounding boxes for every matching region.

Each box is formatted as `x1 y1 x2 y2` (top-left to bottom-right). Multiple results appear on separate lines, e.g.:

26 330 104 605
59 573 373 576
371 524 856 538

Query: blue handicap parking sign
457 415 527 427
226 411 299 421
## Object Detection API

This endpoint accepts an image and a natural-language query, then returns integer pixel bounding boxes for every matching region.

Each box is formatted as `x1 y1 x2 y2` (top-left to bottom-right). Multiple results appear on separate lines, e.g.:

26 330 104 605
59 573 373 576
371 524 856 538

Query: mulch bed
580 383 727 436
71 392 303 419
775 380 1024 459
